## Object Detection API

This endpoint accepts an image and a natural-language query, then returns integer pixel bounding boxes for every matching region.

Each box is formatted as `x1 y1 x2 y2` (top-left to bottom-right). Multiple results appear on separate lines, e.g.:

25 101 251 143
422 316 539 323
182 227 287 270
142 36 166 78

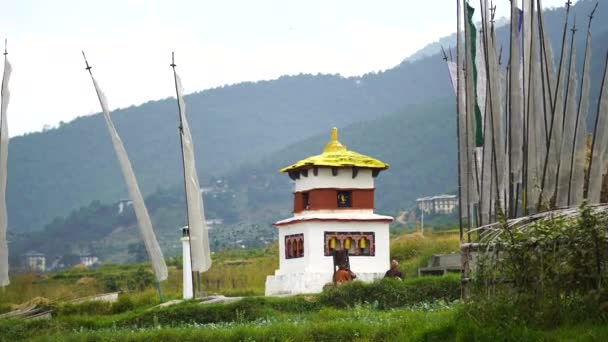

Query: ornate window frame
324 231 374 256
285 233 304 259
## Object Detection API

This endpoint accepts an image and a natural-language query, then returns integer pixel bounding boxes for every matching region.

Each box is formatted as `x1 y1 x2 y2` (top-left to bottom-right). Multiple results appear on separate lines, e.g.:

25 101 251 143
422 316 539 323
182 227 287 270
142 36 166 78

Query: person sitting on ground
334 264 354 284
384 259 403 279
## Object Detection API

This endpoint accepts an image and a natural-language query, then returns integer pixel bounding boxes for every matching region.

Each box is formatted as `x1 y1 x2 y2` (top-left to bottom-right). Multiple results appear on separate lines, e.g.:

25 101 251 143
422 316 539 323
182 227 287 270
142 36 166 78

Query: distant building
205 218 224 226
23 251 46 272
416 195 458 215
117 199 133 214
79 254 99 267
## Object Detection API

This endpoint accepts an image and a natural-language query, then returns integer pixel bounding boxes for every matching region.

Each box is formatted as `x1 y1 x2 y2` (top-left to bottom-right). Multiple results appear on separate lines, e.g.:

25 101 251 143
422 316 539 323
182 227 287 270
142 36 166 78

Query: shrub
123 299 276 326
319 275 460 309
474 203 608 325
110 295 135 314
57 300 113 316
127 266 155 291
102 275 119 292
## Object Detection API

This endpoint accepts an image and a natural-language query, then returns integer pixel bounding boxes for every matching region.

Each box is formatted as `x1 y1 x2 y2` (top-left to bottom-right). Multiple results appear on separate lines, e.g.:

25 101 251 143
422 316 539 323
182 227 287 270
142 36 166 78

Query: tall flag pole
537 0 556 149
457 0 466 242
522 0 535 215
478 0 492 225
509 0 524 217
478 0 505 223
555 20 578 208
0 40 11 288
539 0 571 208
464 1 481 231
456 0 470 299
569 3 597 204
170 53 212 298
171 53 197 297
526 0 547 212
586 52 608 204
82 52 168 301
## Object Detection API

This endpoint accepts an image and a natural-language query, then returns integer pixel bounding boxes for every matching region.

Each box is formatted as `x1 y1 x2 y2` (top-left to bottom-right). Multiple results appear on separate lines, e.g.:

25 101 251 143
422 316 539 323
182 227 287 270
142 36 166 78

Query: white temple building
265 128 393 296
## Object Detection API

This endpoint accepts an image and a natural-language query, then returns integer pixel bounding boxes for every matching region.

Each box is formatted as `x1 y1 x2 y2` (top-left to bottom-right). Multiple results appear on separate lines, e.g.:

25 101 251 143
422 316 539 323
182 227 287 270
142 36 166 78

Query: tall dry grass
390 231 460 277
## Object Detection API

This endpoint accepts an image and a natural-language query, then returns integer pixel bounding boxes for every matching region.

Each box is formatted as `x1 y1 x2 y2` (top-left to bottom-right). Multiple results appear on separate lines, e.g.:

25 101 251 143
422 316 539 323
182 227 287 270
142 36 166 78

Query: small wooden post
155 281 165 303
461 242 471 300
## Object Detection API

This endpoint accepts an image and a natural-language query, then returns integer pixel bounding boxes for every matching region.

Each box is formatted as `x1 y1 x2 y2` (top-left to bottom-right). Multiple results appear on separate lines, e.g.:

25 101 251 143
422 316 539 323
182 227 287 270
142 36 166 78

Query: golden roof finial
331 127 338 141
323 127 346 153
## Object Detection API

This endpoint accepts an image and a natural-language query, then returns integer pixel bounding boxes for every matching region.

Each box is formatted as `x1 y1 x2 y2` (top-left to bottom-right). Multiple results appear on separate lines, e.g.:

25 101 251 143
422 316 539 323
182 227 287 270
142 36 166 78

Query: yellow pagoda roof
279 127 389 173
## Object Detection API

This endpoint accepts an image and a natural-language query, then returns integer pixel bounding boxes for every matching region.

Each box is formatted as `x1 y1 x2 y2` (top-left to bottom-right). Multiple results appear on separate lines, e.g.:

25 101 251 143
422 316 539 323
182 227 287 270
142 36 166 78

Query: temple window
337 191 352 208
303 192 310 210
324 232 375 256
285 233 304 259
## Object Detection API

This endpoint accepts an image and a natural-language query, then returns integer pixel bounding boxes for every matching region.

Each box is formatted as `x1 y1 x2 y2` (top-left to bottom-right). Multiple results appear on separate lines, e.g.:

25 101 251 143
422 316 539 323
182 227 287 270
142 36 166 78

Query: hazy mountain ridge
10 99 456 263
8 50 452 232
7 0 607 234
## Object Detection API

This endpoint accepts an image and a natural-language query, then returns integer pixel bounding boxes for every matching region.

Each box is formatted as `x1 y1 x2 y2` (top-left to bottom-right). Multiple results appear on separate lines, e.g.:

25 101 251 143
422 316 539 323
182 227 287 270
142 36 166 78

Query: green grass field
2 229 607 341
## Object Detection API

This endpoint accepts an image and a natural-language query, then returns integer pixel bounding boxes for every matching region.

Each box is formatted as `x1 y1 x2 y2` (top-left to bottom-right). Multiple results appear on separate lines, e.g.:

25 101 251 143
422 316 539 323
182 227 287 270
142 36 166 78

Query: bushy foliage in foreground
9 305 608 342
474 203 608 326
319 275 460 309
3 279 608 341
9 308 457 342
0 276 458 341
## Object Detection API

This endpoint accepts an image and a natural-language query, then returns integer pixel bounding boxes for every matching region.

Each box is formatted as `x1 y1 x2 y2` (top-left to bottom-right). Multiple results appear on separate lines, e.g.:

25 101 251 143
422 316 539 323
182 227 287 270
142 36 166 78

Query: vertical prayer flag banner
89 72 168 282
464 1 480 212
173 72 212 273
449 0 606 230
465 2 484 147
456 0 469 221
0 55 11 287
555 31 578 208
570 30 592 205
588 54 608 204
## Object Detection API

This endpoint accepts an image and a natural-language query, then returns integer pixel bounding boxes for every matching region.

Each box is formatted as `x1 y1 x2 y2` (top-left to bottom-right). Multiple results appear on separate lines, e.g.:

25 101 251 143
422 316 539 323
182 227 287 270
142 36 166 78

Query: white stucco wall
266 220 390 295
276 221 390 274
294 167 374 192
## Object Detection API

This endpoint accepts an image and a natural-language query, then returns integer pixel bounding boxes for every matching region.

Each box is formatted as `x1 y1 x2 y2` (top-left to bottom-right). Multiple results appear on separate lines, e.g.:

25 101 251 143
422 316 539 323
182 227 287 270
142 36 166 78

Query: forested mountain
7 0 608 234
9 99 456 263
8 50 453 232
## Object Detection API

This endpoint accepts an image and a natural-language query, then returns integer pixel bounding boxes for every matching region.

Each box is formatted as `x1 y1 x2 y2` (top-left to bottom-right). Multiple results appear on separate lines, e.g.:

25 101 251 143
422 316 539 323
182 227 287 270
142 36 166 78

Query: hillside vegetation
8 56 452 232
10 99 460 262
7 0 607 233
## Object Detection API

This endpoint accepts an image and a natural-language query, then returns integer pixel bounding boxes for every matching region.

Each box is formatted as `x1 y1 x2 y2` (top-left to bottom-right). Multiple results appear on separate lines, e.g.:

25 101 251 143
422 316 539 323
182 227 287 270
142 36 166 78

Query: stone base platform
265 272 384 296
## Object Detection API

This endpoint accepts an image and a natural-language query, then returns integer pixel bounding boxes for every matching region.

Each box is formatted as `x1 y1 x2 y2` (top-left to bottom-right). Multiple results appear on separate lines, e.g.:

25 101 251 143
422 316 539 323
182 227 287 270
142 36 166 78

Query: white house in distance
416 195 458 215
79 253 99 267
265 128 393 296
23 251 46 272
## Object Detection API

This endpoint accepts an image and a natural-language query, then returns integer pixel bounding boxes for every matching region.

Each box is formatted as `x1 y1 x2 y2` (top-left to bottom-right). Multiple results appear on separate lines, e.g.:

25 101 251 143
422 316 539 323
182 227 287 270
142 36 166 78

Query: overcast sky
1 0 573 136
